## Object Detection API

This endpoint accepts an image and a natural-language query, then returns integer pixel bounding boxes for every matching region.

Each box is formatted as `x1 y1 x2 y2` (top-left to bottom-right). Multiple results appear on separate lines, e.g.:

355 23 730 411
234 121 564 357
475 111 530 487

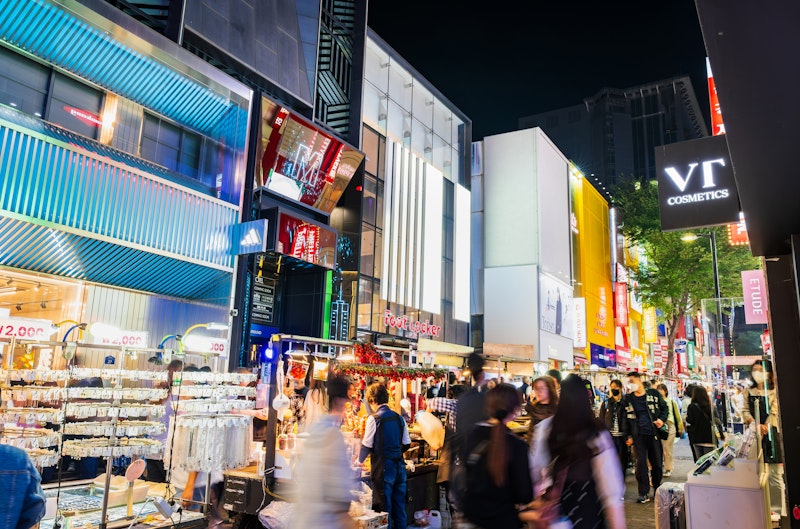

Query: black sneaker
637 495 651 504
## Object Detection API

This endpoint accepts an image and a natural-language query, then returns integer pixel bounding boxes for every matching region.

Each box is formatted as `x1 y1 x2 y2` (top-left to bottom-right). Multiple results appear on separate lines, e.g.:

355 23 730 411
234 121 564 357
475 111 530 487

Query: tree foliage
613 179 760 374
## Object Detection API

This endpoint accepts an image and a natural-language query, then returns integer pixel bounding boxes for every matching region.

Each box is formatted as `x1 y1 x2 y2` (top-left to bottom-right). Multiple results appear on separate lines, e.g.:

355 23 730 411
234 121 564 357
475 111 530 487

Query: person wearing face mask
623 372 668 504
599 379 629 484
742 360 785 517
656 383 684 477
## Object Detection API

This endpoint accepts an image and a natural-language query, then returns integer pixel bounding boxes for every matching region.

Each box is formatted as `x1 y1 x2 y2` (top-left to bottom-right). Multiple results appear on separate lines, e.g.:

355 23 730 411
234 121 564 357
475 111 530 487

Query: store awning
417 338 473 356
0 215 232 303
483 343 534 363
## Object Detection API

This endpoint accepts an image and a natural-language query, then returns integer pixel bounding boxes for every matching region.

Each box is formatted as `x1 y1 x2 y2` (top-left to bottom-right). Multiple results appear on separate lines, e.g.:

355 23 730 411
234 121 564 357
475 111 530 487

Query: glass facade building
354 31 471 346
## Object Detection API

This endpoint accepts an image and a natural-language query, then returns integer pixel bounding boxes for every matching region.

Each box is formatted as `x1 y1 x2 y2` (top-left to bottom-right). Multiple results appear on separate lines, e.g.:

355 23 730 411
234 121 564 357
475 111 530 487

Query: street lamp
683 231 730 429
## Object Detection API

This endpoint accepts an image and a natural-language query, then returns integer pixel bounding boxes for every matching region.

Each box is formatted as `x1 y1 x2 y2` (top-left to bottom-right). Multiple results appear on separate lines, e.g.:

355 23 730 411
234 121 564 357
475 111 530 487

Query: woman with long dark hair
685 385 723 461
547 375 625 529
463 383 533 529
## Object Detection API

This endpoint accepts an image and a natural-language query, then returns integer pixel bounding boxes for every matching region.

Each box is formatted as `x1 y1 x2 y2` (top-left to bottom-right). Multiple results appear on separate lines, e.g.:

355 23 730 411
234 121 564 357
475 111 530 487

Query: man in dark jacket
454 352 489 461
624 371 668 504
600 379 629 481
360 383 411 529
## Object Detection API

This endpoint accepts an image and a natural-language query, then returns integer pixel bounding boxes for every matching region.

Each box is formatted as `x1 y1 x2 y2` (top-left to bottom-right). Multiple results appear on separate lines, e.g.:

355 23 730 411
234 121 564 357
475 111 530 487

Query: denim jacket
0 445 46 529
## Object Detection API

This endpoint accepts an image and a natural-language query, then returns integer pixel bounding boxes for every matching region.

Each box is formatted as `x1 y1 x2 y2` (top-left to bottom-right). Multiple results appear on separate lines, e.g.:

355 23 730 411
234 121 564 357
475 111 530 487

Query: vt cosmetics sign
656 135 741 231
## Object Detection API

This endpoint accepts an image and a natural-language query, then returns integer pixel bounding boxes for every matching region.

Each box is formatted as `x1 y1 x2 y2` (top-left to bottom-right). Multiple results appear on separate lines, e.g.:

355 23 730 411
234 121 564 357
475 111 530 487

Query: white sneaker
664 470 672 477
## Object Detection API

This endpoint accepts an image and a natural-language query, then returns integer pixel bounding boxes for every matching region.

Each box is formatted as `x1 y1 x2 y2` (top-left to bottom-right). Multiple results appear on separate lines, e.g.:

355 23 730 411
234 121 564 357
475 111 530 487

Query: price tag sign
183 336 228 357
91 330 148 347
0 318 54 339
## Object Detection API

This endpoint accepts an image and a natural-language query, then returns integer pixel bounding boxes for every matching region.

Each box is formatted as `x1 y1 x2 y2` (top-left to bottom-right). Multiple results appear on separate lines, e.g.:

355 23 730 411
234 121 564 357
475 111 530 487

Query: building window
141 112 201 177
47 73 104 140
0 45 48 118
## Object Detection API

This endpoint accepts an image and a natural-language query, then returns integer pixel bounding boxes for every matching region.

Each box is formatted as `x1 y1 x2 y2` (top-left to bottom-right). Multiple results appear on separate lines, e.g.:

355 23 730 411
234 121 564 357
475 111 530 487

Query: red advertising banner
707 58 725 136
728 217 749 246
741 270 769 324
614 282 629 327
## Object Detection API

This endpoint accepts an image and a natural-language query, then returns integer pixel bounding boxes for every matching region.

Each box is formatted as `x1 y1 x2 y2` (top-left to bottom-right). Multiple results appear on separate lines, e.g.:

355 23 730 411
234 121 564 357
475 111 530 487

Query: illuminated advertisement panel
276 212 337 270
257 96 364 215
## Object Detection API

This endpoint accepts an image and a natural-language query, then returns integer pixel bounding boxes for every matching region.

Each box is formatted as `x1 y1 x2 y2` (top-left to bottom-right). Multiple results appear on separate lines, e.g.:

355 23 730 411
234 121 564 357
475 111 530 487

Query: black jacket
686 401 724 445
624 389 668 438
454 385 488 461
599 396 629 437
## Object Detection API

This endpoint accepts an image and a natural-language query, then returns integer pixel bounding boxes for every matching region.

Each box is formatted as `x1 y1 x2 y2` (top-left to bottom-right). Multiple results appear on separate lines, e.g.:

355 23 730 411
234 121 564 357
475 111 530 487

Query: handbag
519 459 572 529
644 392 670 440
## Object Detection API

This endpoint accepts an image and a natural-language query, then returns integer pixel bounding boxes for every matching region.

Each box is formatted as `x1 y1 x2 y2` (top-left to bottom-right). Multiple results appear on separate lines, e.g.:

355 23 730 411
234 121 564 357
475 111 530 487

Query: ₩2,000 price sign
0 318 55 339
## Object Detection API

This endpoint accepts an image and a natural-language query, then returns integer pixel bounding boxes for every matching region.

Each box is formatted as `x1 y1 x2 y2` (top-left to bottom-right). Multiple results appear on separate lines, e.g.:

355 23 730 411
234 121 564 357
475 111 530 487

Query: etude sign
656 135 741 231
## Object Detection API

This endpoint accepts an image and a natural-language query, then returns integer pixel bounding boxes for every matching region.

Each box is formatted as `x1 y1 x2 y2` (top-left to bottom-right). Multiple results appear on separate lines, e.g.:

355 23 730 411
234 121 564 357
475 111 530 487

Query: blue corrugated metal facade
0 0 252 306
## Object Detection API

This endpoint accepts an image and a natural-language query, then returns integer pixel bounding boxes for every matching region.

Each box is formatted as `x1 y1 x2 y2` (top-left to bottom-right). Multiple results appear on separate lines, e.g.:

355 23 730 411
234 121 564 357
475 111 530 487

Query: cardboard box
354 511 389 529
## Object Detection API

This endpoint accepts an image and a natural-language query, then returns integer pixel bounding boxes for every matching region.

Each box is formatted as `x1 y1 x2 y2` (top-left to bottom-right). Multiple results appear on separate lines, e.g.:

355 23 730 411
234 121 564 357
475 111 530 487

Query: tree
614 179 760 375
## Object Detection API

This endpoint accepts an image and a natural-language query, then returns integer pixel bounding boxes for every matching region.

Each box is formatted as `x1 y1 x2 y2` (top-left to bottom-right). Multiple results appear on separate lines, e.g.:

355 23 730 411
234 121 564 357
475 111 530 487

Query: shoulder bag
644 392 670 440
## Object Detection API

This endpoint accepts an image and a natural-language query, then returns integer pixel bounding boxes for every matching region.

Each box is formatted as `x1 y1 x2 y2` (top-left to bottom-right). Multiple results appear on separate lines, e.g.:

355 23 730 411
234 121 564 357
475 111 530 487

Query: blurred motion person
545 376 626 529
463 383 532 529
0 444 46 529
292 376 356 528
359 383 411 529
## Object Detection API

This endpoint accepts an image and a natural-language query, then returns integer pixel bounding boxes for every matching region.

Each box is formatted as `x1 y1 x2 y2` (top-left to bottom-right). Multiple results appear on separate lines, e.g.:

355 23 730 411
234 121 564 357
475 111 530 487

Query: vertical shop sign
687 342 696 369
685 315 695 340
643 307 657 343
707 57 725 136
614 282 628 327
573 298 587 349
741 270 768 324
251 276 277 326
330 299 350 341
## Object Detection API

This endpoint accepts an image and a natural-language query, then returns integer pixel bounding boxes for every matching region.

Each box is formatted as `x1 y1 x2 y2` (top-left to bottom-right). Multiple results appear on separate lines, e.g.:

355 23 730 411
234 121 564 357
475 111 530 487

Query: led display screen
257 96 364 215
276 212 337 270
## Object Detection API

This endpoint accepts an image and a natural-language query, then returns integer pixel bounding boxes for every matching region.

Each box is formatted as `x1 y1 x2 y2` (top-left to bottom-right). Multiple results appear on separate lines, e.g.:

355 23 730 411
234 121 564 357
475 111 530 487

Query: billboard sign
614 282 629 327
257 96 364 215
539 275 574 339
573 297 587 349
276 212 337 269
656 135 741 231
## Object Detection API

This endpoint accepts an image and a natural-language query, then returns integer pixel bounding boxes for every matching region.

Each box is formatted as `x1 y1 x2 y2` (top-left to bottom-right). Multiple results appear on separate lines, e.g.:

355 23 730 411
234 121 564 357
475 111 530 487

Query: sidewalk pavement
623 436 695 529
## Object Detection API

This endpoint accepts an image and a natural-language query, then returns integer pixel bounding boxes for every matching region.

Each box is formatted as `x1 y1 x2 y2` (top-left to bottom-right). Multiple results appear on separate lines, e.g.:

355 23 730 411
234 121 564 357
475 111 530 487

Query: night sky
368 0 709 140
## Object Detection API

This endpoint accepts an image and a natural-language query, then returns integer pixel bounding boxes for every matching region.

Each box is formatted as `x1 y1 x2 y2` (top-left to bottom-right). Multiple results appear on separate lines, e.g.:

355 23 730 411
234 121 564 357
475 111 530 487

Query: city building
0 0 253 367
519 76 708 189
480 128 577 370
352 30 472 350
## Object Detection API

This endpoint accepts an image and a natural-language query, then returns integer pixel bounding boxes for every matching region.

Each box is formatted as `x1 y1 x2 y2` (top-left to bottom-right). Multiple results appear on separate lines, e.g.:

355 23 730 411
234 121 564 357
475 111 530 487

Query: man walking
624 371 668 504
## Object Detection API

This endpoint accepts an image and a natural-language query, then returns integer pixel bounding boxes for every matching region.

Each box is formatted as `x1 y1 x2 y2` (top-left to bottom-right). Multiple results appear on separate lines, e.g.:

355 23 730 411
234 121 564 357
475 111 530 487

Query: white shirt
361 405 411 449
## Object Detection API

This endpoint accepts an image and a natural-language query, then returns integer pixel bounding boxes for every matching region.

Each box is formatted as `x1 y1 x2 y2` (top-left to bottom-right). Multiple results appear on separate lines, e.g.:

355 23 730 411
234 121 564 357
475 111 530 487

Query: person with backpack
623 371 668 504
656 383 685 477
359 383 411 529
463 383 533 529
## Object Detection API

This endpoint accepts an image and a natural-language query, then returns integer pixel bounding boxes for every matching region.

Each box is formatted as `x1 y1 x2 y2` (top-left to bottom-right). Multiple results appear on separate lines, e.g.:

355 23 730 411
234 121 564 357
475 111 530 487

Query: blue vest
373 405 404 460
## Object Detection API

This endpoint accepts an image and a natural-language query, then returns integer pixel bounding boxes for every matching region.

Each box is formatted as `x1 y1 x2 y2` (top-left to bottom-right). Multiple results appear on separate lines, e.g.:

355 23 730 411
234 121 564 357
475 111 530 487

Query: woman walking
685 386 723 461
547 375 626 529
656 383 684 477
599 379 629 482
463 383 533 529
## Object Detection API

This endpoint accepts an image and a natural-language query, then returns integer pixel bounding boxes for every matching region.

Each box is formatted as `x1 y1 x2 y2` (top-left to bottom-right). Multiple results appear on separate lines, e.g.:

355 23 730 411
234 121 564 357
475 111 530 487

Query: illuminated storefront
355 31 471 347
570 165 615 364
0 0 250 366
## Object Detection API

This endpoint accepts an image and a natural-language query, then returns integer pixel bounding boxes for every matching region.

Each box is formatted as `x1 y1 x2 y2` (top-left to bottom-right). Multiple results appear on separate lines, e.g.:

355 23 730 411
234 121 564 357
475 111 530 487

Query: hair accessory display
71 368 168 382
0 369 70 383
64 402 166 419
62 438 163 458
24 448 60 469
0 426 60 449
1 407 64 424
175 399 255 414
65 387 167 401
170 385 255 399
165 414 252 473
178 371 257 384
63 420 165 437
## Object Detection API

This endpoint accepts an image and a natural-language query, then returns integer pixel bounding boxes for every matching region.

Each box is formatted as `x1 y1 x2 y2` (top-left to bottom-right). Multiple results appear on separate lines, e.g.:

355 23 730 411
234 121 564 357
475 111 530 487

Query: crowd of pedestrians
437 352 742 529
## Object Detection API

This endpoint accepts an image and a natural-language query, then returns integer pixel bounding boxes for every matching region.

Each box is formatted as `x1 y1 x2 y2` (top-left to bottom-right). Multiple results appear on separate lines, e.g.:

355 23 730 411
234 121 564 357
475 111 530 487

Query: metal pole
709 232 732 431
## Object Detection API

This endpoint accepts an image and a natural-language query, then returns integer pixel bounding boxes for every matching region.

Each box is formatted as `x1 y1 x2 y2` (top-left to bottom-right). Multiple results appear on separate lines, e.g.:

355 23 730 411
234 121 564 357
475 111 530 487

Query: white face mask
752 371 766 384
627 382 639 393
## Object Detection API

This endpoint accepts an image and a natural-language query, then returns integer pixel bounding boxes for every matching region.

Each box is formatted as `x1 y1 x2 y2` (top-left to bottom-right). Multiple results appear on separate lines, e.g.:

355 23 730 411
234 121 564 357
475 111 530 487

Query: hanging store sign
590 344 616 368
383 310 441 338
614 282 629 327
742 269 769 325
573 298 587 349
656 135 741 231
64 106 102 128
182 335 228 357
643 307 658 343
728 218 749 246
687 342 696 369
0 318 54 339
